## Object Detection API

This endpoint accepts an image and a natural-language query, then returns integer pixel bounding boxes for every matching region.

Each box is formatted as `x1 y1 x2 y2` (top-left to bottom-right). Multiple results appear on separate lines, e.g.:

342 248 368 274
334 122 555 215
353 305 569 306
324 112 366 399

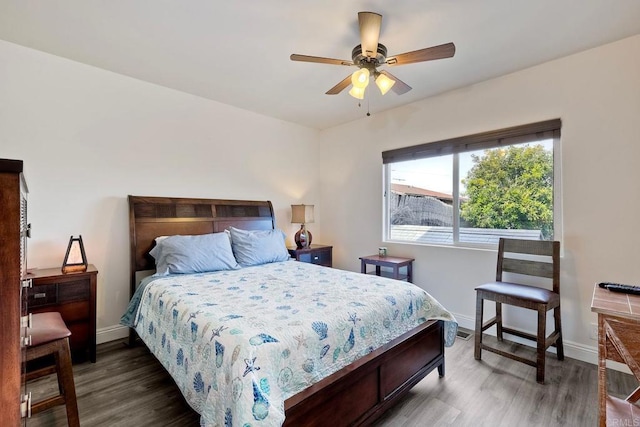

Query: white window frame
382 120 562 248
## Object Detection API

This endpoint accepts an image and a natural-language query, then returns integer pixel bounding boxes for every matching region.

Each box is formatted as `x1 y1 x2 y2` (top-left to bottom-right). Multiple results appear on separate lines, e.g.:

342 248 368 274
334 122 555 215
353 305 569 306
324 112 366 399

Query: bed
123 195 457 426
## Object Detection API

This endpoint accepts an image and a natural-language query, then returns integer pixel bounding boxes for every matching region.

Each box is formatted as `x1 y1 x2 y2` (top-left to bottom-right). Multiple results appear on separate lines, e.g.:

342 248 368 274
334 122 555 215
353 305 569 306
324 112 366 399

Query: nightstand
26 264 98 362
360 255 414 283
288 244 332 267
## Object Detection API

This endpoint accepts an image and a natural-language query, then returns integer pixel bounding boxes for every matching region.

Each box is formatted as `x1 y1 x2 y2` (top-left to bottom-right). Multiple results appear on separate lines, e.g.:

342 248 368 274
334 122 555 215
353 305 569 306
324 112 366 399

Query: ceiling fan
290 11 456 99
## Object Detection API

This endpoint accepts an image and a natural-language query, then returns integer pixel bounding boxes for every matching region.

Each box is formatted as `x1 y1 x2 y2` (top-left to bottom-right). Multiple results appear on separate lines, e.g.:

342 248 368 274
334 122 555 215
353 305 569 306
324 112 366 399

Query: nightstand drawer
28 279 90 307
68 322 89 350
57 300 90 323
288 245 333 268
58 280 91 303
300 249 331 265
28 284 57 307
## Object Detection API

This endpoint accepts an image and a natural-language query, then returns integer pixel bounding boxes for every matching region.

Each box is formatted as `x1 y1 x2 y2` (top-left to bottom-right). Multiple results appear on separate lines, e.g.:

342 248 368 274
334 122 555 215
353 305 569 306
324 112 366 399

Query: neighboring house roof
390 225 543 245
390 183 453 201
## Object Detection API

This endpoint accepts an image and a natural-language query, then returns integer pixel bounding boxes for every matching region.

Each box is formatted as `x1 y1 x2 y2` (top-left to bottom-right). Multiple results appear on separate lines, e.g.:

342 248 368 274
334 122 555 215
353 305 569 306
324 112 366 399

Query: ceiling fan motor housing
352 43 387 70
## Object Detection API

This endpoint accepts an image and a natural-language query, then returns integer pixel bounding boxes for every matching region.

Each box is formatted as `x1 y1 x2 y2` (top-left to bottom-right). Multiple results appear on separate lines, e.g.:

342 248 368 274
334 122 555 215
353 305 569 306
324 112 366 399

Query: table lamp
62 235 88 273
291 204 314 249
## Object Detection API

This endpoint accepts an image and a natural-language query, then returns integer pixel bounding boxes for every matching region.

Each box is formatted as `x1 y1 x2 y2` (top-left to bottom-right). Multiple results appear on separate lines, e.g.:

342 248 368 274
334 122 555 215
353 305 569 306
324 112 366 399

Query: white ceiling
1 1 639 130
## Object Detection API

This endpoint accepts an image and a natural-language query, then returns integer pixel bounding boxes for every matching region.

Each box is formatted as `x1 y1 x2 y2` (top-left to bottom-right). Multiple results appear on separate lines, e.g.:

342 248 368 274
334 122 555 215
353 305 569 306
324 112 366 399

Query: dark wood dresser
26 265 98 362
0 159 29 426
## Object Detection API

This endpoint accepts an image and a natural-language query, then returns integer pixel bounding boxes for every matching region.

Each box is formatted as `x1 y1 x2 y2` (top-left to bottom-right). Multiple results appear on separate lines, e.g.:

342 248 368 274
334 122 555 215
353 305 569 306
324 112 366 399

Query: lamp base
62 264 88 274
294 225 312 249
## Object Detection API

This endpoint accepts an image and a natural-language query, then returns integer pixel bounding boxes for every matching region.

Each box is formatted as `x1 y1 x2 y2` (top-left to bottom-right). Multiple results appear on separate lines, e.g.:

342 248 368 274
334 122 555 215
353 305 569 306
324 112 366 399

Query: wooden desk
591 285 640 427
359 255 414 283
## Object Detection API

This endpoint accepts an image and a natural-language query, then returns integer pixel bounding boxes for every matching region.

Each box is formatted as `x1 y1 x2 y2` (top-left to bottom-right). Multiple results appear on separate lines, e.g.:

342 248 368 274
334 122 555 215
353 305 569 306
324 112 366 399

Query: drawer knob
313 256 319 260
33 292 47 299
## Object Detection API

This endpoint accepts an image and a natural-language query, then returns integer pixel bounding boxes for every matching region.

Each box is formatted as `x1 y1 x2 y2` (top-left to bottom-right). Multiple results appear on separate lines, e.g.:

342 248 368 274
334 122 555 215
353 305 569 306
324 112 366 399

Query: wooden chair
474 238 563 384
26 312 80 427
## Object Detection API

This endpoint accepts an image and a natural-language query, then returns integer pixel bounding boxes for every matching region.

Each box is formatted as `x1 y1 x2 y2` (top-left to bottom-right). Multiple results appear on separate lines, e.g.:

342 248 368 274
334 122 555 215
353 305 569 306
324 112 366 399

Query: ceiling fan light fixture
348 86 366 100
375 73 396 95
351 68 370 89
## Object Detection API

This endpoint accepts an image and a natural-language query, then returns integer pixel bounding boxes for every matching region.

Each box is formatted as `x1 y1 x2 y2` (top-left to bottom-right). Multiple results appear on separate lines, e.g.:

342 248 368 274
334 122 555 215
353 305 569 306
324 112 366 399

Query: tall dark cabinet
0 159 29 426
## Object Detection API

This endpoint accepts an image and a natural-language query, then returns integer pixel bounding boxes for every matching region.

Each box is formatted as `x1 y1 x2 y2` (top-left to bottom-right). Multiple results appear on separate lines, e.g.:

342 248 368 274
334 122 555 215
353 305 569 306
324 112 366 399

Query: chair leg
554 305 564 361
536 306 547 384
496 302 503 341
474 293 484 360
56 338 80 427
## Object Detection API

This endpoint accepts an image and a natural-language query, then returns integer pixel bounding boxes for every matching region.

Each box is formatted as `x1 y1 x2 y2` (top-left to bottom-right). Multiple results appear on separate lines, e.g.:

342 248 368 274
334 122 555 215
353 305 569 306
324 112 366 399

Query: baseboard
97 324 129 345
452 311 631 374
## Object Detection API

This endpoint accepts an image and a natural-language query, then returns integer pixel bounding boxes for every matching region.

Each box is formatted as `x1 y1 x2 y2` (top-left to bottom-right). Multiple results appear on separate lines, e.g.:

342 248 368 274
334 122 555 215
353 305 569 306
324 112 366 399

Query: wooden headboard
128 195 276 297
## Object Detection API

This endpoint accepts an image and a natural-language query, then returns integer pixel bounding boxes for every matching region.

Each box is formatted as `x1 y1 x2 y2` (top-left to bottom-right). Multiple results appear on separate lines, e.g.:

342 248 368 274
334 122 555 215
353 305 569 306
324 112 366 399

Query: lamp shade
375 72 396 95
351 68 370 89
62 235 88 273
348 86 365 100
291 204 314 224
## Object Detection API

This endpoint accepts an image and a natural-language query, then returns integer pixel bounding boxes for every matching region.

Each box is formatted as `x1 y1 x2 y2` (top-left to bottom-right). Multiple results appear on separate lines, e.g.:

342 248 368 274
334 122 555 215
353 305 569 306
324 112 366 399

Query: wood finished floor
27 329 637 426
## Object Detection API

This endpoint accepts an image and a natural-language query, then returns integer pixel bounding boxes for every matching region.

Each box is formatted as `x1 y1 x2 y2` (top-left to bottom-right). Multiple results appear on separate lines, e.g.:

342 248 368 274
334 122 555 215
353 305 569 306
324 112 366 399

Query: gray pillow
228 227 290 267
149 232 239 275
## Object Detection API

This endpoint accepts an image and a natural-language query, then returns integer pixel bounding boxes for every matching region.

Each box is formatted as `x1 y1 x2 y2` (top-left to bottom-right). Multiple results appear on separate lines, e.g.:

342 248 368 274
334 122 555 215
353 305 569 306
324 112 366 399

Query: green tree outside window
460 144 553 239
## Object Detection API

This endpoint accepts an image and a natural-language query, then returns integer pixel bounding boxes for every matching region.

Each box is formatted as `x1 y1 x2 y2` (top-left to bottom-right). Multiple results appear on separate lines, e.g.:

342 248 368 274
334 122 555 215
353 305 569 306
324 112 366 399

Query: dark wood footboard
284 319 445 426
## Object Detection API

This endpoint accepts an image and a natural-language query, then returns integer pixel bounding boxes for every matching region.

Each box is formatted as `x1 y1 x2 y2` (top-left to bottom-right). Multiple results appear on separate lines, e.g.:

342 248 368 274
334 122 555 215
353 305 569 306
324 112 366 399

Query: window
382 120 561 246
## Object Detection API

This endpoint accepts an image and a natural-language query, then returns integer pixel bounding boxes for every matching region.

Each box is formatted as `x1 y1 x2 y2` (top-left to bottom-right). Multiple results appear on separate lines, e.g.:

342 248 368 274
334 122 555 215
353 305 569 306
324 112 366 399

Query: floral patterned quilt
121 261 457 427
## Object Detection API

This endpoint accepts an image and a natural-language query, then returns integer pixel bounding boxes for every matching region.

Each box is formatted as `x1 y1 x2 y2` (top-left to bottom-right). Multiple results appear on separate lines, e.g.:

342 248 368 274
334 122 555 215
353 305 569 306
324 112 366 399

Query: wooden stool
27 312 80 427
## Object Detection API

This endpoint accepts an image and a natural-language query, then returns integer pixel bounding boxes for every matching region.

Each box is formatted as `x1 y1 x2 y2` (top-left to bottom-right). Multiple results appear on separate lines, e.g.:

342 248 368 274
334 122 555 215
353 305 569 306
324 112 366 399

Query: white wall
318 35 640 364
0 40 321 343
3 34 639 364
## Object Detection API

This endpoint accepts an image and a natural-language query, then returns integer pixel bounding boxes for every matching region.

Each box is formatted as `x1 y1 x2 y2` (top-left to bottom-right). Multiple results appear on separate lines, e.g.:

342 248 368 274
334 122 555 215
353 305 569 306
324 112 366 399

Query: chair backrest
496 238 560 294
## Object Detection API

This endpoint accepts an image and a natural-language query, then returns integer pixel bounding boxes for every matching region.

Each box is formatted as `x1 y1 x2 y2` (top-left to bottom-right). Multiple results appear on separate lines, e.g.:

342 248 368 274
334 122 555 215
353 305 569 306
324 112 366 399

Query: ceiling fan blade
326 75 353 95
380 70 412 95
290 54 353 66
358 11 382 58
386 42 456 66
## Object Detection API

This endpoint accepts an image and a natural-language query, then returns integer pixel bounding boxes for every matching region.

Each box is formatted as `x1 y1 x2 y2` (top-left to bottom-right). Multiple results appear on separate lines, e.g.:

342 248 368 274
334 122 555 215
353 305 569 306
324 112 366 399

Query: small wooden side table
26 265 98 363
359 254 414 283
591 284 640 427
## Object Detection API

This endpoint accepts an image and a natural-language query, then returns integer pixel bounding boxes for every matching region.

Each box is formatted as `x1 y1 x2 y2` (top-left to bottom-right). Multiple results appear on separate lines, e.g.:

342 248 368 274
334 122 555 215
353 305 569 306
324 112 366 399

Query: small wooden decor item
61 235 88 273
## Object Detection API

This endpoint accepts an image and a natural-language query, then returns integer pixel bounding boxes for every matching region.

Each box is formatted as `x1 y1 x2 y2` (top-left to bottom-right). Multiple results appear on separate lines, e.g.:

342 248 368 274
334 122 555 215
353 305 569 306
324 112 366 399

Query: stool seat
30 312 71 346
475 282 559 305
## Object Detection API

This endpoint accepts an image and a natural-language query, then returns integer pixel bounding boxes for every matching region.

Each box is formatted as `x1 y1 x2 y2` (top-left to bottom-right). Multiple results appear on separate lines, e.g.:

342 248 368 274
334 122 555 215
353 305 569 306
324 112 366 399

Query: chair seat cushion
29 312 71 347
475 281 559 304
